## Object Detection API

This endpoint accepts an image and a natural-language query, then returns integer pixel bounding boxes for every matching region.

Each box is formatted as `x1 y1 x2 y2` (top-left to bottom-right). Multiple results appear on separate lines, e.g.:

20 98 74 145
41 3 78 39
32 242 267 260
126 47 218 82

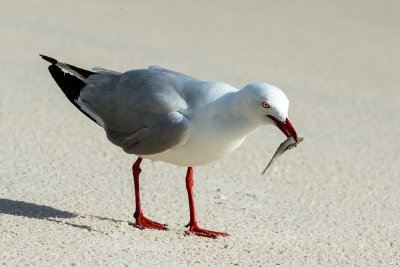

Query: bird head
240 83 298 142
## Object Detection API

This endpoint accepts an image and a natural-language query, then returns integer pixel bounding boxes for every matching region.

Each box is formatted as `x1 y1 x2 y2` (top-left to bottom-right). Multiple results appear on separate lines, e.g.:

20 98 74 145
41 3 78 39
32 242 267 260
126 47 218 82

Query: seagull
40 55 298 238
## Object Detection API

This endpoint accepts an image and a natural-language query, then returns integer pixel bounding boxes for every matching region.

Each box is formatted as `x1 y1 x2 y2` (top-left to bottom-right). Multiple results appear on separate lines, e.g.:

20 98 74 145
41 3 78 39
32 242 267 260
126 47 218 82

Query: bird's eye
262 101 270 109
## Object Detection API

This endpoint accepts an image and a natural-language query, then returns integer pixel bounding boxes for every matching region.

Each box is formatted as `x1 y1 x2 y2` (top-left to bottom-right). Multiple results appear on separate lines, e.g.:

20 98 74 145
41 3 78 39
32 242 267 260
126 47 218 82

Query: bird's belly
142 135 246 166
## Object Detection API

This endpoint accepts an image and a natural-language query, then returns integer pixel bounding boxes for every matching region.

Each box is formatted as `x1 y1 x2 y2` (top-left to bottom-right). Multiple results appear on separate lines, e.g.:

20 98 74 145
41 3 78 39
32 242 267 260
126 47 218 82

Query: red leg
185 167 228 238
132 157 167 230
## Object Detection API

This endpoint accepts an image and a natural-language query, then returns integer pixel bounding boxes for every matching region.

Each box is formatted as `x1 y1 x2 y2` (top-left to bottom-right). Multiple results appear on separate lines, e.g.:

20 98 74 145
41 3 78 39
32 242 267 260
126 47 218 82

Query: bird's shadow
0 198 124 232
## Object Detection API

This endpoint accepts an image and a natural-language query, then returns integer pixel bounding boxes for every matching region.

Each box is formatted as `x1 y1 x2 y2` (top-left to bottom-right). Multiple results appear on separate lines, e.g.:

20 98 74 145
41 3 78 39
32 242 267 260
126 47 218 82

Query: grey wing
78 68 192 155
106 111 190 155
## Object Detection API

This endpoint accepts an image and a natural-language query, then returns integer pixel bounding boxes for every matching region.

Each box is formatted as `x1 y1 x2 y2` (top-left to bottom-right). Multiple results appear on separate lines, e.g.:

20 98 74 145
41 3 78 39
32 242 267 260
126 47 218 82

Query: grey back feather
79 67 195 155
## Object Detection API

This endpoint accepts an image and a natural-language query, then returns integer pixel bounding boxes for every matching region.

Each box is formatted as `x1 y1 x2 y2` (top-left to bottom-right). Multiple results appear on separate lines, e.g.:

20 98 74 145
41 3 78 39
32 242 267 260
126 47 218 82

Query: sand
1 0 400 265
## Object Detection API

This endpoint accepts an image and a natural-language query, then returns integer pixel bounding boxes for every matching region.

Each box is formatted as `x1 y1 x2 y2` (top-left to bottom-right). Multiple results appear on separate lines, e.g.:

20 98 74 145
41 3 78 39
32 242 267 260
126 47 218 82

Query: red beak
267 115 298 142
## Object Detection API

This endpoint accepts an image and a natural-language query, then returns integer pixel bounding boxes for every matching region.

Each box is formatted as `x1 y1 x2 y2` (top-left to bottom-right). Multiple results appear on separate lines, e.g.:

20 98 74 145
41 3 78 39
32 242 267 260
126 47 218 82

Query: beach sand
1 0 399 265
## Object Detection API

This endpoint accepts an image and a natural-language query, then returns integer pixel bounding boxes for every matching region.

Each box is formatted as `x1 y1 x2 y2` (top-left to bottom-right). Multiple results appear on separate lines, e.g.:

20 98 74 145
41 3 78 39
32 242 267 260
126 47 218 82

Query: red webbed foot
185 222 229 238
133 212 168 230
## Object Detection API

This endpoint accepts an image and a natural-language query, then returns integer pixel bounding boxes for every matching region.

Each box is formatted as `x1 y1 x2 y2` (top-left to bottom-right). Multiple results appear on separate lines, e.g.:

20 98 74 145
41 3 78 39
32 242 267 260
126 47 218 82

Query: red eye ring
262 101 270 109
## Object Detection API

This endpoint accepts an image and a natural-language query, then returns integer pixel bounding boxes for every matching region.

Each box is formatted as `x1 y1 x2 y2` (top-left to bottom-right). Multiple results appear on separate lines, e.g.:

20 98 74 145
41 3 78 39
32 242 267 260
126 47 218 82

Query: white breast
143 127 247 166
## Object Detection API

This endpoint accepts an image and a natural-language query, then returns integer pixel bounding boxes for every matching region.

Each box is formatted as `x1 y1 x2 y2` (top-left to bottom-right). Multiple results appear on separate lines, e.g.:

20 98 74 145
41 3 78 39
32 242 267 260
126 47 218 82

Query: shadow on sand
0 198 76 219
0 198 125 232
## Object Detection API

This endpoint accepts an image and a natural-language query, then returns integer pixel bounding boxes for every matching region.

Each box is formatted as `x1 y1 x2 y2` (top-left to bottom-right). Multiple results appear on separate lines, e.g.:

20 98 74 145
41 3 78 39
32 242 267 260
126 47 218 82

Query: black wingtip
47 64 99 125
40 54 57 64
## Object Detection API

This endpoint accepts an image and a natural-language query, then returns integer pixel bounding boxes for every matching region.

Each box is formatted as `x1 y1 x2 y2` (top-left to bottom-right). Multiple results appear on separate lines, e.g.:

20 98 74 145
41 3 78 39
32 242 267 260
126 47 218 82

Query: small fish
261 137 304 175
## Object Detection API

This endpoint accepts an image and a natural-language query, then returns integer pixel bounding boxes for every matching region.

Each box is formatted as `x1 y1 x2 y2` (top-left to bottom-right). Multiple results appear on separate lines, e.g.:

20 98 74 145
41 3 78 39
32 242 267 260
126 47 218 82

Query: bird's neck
204 91 261 140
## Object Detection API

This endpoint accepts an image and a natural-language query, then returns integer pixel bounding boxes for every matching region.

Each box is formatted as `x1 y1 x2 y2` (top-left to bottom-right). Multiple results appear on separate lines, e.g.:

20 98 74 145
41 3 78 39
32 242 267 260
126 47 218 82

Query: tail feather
40 54 57 64
42 55 100 126
40 54 95 79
